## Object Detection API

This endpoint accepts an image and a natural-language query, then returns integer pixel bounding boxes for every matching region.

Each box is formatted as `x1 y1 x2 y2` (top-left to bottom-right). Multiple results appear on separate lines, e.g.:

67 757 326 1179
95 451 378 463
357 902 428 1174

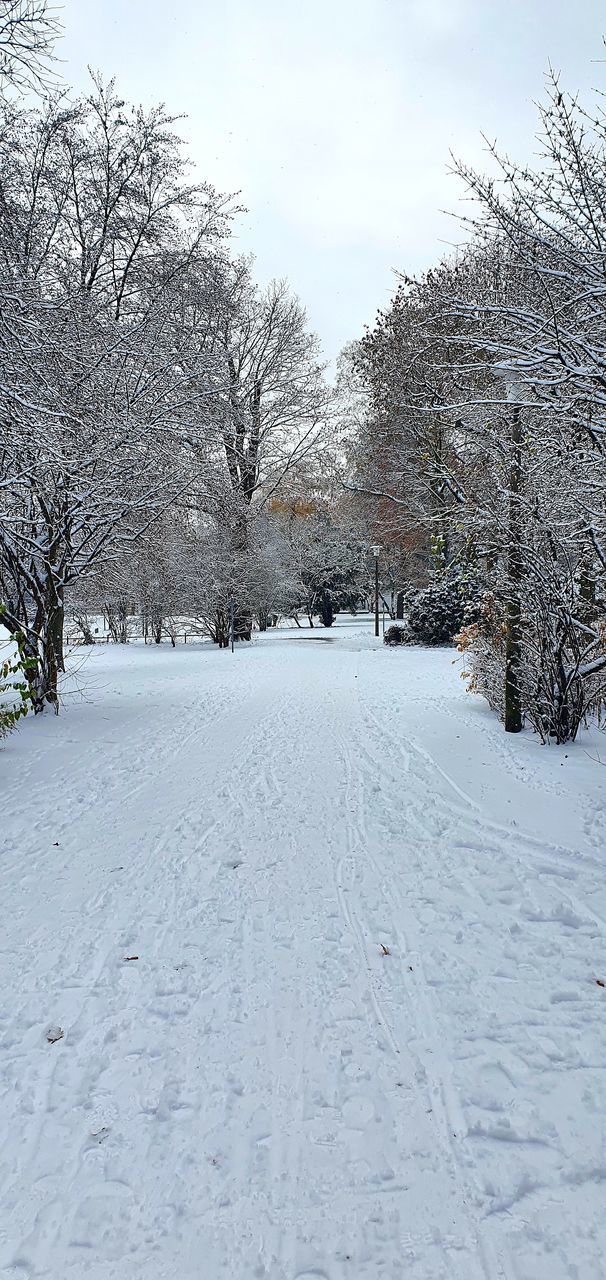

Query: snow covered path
1 623 606 1280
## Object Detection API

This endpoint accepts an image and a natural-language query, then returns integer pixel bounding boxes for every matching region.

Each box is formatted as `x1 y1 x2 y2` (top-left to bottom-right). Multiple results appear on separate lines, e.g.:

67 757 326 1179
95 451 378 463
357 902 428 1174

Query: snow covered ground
1 620 605 1280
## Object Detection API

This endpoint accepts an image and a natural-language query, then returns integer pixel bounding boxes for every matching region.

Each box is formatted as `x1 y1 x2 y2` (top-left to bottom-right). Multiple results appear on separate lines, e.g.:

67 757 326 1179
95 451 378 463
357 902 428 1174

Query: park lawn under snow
1 620 605 1280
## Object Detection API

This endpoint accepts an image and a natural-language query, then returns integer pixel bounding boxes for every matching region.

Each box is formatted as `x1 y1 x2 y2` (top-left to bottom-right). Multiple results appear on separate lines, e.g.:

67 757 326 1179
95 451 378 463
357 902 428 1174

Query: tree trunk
75 614 94 645
118 599 129 643
1 608 46 714
504 405 523 734
48 594 65 673
213 609 230 647
42 614 60 713
40 577 64 711
318 590 334 628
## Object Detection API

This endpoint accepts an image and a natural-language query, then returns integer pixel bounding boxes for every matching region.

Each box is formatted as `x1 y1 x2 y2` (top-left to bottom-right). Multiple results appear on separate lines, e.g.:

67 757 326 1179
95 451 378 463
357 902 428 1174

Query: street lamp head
493 361 523 402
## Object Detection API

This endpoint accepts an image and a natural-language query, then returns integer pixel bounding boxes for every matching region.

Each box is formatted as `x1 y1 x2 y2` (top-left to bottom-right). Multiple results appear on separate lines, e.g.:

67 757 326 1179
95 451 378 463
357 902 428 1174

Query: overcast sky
60 0 606 365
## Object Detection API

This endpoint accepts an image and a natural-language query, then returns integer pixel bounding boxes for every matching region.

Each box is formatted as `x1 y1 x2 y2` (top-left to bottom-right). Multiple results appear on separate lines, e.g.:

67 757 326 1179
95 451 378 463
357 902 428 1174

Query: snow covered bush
407 574 481 647
384 623 410 646
458 589 606 743
519 579 606 744
0 618 33 737
457 593 505 716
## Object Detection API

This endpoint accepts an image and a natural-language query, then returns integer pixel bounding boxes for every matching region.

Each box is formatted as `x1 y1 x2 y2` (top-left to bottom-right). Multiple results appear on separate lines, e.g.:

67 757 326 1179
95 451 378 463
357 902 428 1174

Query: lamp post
371 544 382 638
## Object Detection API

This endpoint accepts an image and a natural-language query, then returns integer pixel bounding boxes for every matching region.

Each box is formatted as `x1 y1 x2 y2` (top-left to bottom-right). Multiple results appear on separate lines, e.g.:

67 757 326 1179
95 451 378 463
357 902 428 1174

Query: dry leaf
46 1026 64 1044
90 1126 110 1144
124 955 139 962
596 978 605 988
380 943 391 956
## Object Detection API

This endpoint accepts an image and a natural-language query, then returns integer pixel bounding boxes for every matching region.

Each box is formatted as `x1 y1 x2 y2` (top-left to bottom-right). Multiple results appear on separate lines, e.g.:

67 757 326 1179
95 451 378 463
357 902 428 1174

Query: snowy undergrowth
0 621 605 1280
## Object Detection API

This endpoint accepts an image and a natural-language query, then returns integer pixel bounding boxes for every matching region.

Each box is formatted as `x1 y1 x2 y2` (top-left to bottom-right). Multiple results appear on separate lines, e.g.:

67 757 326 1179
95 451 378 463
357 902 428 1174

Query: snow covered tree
196 266 336 638
0 79 234 707
343 64 606 742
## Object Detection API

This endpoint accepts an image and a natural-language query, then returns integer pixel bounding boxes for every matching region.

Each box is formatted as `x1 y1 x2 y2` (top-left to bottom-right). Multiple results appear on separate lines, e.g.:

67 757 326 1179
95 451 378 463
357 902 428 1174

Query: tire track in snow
345 691 532 1280
352 655 606 1278
329 673 498 1280
1 664 285 1278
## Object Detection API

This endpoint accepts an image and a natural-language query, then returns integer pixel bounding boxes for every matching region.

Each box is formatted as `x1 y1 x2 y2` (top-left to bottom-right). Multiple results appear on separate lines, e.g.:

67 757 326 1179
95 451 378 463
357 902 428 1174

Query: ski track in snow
0 626 605 1279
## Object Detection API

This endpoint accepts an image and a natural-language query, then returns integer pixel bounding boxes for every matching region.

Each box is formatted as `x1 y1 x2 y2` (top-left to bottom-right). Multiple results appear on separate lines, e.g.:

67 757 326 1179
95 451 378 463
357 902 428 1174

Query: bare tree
0 0 61 91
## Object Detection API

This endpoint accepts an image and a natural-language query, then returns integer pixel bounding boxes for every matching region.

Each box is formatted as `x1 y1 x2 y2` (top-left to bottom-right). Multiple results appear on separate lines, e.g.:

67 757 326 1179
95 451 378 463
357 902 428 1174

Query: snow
1 620 605 1280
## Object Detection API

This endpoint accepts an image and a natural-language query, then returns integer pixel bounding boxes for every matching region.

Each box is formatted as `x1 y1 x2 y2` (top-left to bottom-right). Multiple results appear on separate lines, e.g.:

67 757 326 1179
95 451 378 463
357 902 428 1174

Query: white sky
60 0 606 365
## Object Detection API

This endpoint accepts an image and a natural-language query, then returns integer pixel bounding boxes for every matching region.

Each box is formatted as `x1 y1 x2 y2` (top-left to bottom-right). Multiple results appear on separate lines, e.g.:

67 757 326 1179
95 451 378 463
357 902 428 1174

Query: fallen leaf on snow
124 955 139 962
89 1126 110 1144
46 1026 64 1044
596 978 605 988
380 943 391 956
